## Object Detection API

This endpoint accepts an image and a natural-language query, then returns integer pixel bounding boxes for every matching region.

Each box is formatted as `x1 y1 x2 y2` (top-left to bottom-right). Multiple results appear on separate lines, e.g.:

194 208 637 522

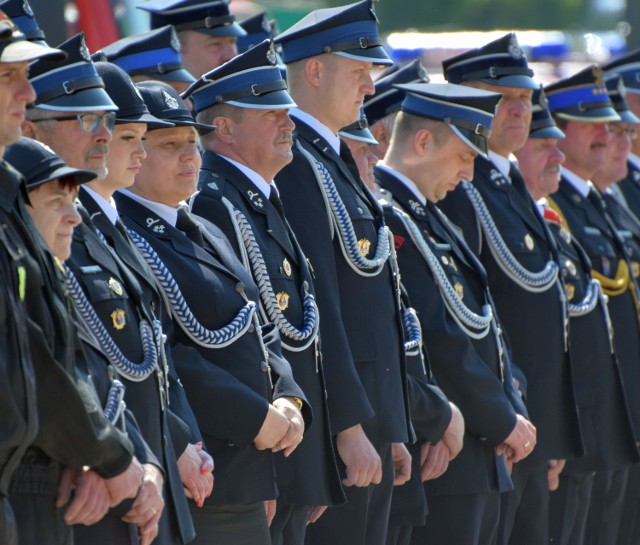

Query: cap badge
276 291 289 311
369 0 379 22
416 63 430 83
170 30 181 52
358 238 371 256
592 66 605 90
162 89 180 109
618 78 627 97
261 15 271 33
508 35 523 59
538 91 548 109
79 39 92 62
266 43 277 65
111 309 126 330
22 1 34 17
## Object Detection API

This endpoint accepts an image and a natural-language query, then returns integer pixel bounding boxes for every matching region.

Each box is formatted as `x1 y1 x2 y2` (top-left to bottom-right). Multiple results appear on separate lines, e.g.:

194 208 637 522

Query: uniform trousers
270 503 309 545
189 501 270 545
587 467 629 545
410 489 500 545
548 471 594 545
306 442 393 545
498 456 549 545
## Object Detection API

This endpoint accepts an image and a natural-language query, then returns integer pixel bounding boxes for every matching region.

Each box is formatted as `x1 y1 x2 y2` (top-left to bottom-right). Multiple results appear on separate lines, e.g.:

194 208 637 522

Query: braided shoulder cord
220 197 319 352
402 306 422 354
127 228 256 349
462 181 559 293
567 279 601 317
297 142 391 277
103 378 126 424
64 265 158 382
394 207 493 339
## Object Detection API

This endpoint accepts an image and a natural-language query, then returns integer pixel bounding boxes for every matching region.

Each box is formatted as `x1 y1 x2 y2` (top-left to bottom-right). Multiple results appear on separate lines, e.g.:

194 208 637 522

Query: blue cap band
279 20 379 63
546 85 610 112
113 47 181 74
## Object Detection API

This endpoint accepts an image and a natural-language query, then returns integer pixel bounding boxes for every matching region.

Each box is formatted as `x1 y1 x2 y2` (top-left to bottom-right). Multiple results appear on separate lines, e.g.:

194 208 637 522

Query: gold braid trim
592 260 630 297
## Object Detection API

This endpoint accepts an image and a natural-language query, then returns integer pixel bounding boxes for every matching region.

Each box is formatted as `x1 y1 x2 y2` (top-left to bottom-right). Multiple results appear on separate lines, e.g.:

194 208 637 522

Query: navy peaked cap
237 12 276 53
363 58 430 125
604 73 640 124
275 0 392 66
544 65 620 122
136 80 214 133
99 26 195 83
138 0 245 37
6 137 96 190
529 86 565 139
94 62 174 129
339 107 377 144
443 33 537 90
30 33 116 111
398 82 501 157
182 39 295 114
602 48 640 94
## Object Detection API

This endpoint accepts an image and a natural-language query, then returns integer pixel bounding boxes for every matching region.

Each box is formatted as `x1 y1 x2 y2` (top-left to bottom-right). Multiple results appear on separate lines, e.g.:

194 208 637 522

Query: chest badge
358 238 371 257
633 262 640 278
108 277 123 296
564 283 575 302
565 259 577 277
454 282 464 300
282 258 292 277
524 233 535 251
276 292 289 311
111 309 126 330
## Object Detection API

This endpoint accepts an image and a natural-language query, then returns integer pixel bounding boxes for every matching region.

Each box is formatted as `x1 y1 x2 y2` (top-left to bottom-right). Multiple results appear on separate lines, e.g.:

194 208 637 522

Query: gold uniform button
565 259 577 276
441 255 449 266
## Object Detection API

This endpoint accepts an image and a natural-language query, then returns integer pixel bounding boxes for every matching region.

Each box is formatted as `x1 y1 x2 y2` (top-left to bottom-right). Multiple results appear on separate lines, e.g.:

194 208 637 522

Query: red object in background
76 0 119 51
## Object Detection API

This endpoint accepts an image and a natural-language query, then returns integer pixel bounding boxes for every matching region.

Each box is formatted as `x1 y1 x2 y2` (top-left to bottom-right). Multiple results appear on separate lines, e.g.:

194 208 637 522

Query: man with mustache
543 65 640 545
437 33 584 545
183 40 344 545
516 86 639 545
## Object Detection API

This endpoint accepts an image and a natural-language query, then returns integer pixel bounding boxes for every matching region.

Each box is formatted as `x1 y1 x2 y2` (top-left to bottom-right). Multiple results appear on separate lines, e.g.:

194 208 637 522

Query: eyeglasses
34 112 116 134
609 124 638 140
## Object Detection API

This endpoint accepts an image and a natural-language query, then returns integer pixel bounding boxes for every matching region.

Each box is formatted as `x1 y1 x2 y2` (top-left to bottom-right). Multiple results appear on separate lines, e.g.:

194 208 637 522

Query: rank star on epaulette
111 309 126 330
207 182 219 190
358 238 371 256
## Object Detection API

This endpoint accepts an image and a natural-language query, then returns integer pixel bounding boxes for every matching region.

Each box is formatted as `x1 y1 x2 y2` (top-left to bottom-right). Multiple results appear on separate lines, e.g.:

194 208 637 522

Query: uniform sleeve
29 319 134 478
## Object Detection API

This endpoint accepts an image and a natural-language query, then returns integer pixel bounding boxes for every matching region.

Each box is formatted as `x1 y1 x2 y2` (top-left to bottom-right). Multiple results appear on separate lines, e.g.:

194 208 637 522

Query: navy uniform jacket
542 205 638 472
438 157 583 461
68 190 196 545
191 151 343 507
549 179 640 443
617 160 640 220
114 192 309 504
274 118 411 447
377 166 516 496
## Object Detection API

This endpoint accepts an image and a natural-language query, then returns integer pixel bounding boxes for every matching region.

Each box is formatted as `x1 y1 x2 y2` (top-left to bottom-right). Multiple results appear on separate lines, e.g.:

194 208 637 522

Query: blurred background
27 0 639 82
